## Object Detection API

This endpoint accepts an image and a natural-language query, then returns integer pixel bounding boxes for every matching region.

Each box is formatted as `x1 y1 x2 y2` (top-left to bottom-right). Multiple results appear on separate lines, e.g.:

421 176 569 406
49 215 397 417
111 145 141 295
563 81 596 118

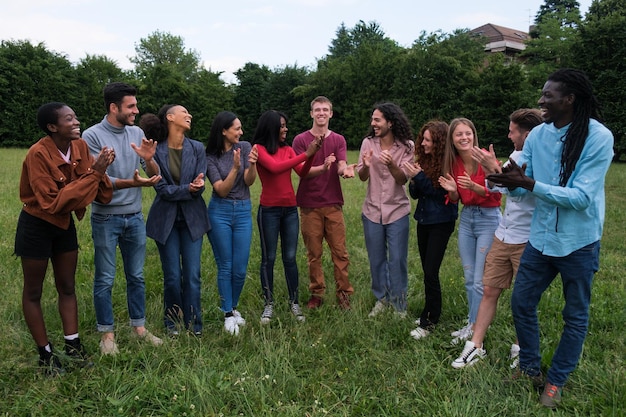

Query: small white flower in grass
190 404 195 410
134 396 139 401
172 394 177 401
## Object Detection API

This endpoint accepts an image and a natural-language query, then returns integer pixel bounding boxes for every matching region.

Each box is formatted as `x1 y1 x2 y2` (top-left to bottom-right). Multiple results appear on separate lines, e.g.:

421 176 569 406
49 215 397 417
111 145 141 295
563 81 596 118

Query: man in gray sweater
83 82 163 355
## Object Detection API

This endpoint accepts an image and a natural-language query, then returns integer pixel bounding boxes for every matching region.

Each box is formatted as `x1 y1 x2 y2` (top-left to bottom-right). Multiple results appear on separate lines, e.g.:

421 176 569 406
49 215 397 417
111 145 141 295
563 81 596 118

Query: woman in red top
16 102 114 375
439 118 502 344
252 110 321 324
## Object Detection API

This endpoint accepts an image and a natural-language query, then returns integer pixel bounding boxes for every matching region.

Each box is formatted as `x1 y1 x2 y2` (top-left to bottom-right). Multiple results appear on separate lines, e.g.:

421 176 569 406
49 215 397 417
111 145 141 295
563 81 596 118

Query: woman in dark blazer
141 105 210 335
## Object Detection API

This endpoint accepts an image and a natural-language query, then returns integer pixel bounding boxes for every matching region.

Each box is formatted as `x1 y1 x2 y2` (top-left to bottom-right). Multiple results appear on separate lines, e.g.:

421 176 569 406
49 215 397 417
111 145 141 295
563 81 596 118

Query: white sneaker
409 327 430 340
136 329 164 347
451 322 471 337
291 303 306 322
224 316 240 335
260 303 274 324
509 343 520 369
99 338 119 355
452 341 486 369
233 310 246 326
451 325 473 345
368 300 387 317
394 311 408 319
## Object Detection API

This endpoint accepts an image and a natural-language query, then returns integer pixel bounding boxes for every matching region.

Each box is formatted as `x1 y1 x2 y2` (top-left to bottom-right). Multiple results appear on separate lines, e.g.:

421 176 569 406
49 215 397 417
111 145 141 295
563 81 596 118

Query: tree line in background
0 0 624 160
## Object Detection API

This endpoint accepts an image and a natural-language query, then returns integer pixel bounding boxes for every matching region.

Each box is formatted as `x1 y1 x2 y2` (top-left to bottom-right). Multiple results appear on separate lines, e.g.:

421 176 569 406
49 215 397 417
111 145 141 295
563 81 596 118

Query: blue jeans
362 214 409 312
458 206 501 324
208 197 252 313
91 212 147 332
511 241 600 386
257 206 300 304
156 220 203 333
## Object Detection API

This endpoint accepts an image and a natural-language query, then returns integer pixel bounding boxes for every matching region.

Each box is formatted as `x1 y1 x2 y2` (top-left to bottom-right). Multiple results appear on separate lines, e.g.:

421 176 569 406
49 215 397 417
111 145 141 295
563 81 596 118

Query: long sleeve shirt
256 144 313 207
487 150 535 244
19 136 112 229
509 119 614 256
357 136 414 225
452 155 501 208
409 171 458 225
82 116 150 215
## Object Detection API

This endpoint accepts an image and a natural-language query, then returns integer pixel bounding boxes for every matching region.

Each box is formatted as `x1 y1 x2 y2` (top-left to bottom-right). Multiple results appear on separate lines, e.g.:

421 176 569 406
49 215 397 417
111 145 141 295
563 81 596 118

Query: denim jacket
409 171 458 225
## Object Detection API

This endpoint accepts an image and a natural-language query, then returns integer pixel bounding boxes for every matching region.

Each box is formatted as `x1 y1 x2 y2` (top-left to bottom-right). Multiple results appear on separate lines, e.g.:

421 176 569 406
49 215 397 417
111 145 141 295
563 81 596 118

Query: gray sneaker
540 382 562 409
260 303 274 324
368 300 387 317
291 303 305 322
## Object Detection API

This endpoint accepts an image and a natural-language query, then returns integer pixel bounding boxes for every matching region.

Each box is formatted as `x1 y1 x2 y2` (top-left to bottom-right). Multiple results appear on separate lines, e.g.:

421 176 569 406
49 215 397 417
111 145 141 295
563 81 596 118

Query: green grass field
0 148 623 416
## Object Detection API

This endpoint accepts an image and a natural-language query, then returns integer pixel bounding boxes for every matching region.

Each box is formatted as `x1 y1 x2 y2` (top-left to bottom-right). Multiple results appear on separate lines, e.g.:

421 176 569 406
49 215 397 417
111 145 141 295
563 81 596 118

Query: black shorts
14 210 78 259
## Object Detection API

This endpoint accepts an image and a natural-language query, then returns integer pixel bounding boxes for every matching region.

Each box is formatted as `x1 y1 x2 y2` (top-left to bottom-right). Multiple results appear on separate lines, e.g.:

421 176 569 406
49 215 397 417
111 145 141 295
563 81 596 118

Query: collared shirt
357 136 414 225
488 150 535 244
452 155 501 208
510 119 613 256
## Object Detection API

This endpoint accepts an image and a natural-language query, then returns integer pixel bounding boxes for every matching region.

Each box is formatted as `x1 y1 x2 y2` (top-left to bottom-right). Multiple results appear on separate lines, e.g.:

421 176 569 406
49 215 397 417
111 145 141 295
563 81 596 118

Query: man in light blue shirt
488 69 614 409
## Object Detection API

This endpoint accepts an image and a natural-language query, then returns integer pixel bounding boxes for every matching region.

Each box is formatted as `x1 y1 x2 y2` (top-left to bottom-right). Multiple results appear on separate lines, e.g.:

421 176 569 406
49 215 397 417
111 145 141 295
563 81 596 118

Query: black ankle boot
38 343 65 377
64 338 93 368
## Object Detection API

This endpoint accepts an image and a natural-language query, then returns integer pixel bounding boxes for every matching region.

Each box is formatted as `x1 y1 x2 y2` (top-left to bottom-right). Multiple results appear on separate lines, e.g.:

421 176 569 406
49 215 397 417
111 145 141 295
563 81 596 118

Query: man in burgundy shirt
293 96 356 310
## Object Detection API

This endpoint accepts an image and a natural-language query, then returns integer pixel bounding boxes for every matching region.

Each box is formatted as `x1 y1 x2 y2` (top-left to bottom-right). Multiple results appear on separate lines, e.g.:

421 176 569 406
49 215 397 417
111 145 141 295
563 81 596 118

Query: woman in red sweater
252 110 321 324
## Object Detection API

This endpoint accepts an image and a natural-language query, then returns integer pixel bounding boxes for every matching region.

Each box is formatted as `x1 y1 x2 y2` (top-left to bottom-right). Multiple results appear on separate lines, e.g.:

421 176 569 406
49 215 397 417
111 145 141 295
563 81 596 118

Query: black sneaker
38 344 66 377
65 338 94 368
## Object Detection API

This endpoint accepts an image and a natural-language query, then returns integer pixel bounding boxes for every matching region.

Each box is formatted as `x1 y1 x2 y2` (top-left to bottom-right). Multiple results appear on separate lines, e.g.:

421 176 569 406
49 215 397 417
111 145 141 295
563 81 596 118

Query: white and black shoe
451 341 486 369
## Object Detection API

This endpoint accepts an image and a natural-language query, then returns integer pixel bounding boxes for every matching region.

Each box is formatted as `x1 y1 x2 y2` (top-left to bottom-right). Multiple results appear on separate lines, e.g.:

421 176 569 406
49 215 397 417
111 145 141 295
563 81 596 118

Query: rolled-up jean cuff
130 318 146 328
97 324 115 333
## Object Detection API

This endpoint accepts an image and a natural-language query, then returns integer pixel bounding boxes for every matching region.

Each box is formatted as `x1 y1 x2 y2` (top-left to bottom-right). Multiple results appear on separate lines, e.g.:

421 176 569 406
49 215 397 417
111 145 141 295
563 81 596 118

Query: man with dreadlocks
487 68 614 409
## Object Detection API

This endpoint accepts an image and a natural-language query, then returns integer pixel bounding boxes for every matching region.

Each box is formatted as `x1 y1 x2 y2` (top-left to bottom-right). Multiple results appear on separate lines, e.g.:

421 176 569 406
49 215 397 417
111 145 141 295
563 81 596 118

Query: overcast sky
1 0 592 83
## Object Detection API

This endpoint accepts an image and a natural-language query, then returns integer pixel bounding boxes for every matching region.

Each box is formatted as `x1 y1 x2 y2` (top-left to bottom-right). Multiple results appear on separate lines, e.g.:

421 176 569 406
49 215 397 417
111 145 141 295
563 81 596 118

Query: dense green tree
523 0 582 85
393 30 485 132
462 54 537 155
0 40 78 146
73 54 128 129
131 31 200 81
264 65 311 135
575 0 626 161
129 30 230 143
311 20 405 147
187 68 235 143
233 62 272 135
233 63 310 138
